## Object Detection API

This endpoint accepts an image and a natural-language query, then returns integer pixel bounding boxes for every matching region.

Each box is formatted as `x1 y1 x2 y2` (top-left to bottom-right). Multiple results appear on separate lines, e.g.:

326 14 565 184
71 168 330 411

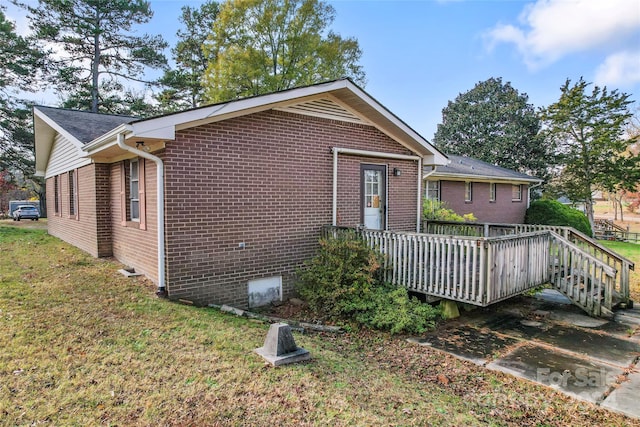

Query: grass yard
600 240 640 302
1 224 639 426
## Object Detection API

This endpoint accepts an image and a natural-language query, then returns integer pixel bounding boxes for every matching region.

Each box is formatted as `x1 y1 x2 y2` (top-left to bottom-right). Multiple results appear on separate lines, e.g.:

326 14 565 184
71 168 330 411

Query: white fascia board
33 107 83 177
33 107 84 148
340 81 449 165
83 124 131 153
118 79 447 167
427 172 542 184
127 80 354 140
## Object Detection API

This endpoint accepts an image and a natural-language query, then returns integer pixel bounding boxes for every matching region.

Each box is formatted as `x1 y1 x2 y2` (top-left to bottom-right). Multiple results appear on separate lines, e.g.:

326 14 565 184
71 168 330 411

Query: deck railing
423 220 634 304
322 225 620 316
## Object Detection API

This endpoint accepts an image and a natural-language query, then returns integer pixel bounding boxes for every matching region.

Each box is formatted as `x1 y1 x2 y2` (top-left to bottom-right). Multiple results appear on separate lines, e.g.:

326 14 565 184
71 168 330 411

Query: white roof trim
115 80 447 165
34 107 86 176
33 107 84 148
426 172 542 184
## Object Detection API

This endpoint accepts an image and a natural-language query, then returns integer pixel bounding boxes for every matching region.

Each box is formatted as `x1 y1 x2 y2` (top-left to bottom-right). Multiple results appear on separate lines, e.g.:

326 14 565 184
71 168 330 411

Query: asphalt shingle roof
36 106 137 144
427 154 539 182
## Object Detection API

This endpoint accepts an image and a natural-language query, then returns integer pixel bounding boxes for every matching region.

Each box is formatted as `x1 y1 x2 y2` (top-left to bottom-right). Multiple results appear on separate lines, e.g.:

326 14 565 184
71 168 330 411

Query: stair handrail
548 231 617 316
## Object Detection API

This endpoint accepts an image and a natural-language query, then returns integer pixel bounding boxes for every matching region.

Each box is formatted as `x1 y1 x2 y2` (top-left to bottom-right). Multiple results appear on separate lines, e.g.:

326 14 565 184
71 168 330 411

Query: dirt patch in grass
1 224 638 426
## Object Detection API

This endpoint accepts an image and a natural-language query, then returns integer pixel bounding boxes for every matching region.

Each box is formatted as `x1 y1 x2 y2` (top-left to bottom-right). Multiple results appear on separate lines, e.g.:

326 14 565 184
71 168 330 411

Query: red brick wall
336 156 418 231
439 181 529 223
110 158 159 283
46 164 108 257
163 110 421 307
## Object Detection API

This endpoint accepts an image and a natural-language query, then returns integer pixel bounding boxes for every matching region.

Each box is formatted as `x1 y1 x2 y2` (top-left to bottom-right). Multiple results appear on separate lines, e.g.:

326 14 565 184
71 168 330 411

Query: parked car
12 205 40 221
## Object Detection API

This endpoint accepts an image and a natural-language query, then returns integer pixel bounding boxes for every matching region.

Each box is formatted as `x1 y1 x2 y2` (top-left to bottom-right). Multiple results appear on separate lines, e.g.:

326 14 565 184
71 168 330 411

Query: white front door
362 165 386 230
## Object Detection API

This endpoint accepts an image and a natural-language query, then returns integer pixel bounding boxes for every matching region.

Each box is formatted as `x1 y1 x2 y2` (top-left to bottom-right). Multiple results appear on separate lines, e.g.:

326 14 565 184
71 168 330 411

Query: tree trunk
585 198 595 237
619 196 624 222
91 10 101 113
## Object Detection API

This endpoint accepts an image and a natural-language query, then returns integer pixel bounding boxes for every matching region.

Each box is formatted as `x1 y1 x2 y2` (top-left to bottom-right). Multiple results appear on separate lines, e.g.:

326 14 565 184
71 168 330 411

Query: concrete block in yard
440 300 460 319
255 323 311 366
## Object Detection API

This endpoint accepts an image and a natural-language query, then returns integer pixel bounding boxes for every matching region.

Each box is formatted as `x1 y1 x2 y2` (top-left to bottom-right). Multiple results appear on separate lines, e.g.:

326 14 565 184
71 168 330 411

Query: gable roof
425 154 541 183
35 106 136 144
82 79 448 165
33 106 137 176
34 79 449 175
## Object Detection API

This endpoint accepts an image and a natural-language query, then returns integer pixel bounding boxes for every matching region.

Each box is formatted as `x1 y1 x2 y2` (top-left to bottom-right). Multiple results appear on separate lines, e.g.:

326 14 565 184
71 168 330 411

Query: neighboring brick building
33 79 449 308
424 155 541 224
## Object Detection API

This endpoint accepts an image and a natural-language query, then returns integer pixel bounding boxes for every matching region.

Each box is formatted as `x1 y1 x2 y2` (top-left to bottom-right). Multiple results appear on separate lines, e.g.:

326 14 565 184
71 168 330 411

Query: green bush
423 199 476 222
295 236 440 334
525 200 592 236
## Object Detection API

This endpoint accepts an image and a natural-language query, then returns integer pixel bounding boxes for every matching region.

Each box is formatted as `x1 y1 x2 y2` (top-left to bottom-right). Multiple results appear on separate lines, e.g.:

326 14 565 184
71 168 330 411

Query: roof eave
33 107 85 177
427 172 541 183
122 79 448 165
83 124 132 154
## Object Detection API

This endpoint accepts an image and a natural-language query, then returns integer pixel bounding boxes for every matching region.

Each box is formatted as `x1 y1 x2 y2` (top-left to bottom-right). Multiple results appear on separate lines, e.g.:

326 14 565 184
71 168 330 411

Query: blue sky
7 0 640 141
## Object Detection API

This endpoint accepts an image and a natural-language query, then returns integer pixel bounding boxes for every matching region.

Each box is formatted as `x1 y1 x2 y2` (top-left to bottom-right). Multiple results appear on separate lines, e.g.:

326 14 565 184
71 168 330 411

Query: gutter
116 132 166 295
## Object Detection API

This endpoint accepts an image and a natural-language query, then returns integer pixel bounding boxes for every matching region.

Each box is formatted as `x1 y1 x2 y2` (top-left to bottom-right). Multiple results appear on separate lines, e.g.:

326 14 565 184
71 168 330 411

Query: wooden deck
324 221 634 317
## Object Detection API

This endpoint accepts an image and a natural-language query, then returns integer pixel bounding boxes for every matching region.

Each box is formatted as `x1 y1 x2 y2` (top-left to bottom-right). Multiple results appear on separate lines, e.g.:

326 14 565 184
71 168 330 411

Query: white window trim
512 184 522 202
130 159 140 221
425 180 440 201
489 183 496 202
465 182 472 202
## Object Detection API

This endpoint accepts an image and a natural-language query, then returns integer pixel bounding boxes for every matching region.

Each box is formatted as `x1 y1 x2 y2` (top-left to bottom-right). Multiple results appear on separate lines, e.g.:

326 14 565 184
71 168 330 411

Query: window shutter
120 162 126 226
139 158 146 230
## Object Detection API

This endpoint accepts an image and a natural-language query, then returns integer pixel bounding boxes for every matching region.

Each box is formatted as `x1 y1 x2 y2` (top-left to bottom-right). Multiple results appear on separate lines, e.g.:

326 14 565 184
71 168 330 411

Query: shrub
525 200 592 236
423 199 476 222
295 236 440 334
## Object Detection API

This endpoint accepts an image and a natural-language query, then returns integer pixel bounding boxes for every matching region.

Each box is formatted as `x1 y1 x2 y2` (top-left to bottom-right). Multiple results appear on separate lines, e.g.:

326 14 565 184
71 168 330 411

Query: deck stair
594 219 629 241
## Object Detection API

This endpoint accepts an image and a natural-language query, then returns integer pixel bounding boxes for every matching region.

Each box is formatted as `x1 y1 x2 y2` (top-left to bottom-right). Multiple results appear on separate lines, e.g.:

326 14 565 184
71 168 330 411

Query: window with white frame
512 184 522 202
465 182 472 202
68 170 77 217
425 180 440 201
54 175 60 214
130 159 140 221
489 183 496 202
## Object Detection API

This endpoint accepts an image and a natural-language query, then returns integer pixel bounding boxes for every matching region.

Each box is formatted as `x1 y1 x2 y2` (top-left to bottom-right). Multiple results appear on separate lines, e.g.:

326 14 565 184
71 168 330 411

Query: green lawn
0 224 635 426
600 240 640 302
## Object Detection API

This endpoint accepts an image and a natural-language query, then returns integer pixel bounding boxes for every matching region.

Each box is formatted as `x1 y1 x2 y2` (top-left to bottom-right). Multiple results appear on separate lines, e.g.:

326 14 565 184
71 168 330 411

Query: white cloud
595 50 640 87
485 0 640 69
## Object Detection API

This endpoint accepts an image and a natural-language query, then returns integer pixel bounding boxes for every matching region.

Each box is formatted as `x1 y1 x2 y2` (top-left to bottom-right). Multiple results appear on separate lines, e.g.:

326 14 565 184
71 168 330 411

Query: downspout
416 158 423 233
421 165 438 233
332 148 338 226
117 133 166 295
527 181 543 209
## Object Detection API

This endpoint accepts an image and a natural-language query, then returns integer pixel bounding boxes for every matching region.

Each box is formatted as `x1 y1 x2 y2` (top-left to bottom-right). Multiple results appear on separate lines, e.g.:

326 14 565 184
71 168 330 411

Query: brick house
424 155 542 223
33 79 449 308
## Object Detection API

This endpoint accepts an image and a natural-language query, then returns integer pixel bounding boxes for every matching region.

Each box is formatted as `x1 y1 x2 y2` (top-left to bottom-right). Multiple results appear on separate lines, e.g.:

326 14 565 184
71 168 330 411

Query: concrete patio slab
601 370 640 419
534 325 640 367
411 325 519 365
534 289 572 305
549 311 609 328
487 344 624 404
409 291 640 419
479 313 548 340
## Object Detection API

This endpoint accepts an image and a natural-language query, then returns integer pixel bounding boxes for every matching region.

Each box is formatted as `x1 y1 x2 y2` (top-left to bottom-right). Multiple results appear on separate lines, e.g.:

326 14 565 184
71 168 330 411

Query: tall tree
20 0 167 113
541 78 640 231
203 0 365 102
0 7 44 180
433 77 552 183
157 1 220 111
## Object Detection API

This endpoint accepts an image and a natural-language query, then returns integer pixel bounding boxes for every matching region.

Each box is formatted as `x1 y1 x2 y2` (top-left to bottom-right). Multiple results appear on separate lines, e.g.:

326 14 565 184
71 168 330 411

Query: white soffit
274 97 368 124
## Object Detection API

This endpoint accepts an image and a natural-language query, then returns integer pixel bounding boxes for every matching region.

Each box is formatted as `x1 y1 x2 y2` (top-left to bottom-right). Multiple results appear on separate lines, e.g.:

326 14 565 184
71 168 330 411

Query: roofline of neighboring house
82 79 449 166
425 172 542 184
